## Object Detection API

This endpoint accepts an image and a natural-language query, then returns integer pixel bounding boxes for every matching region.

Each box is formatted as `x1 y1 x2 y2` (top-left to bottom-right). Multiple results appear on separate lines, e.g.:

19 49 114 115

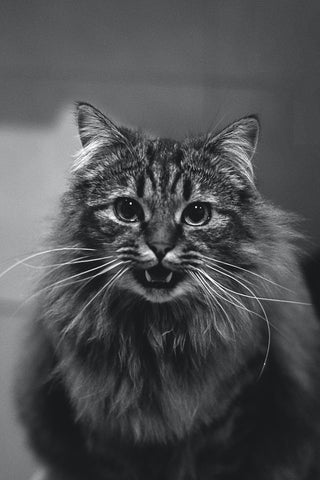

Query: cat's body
16 103 320 479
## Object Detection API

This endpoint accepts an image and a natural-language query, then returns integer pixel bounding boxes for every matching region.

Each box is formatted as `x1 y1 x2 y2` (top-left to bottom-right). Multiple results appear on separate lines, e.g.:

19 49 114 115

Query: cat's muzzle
134 264 183 289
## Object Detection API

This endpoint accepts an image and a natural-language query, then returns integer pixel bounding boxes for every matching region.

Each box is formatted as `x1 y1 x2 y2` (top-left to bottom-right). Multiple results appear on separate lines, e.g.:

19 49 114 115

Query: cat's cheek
91 211 139 245
183 216 231 246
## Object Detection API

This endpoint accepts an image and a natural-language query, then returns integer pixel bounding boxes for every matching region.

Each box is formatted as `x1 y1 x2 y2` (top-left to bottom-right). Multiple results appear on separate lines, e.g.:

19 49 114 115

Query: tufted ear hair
72 102 132 173
76 101 126 148
206 116 260 185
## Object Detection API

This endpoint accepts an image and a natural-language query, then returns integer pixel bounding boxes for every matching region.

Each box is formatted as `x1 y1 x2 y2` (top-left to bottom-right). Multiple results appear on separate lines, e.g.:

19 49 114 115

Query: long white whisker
18 255 91 269
41 258 123 285
189 271 220 336
202 254 294 293
205 261 256 288
204 266 261 309
47 260 127 295
19 255 116 270
193 267 271 379
203 262 310 306
222 286 309 306
208 268 283 335
0 247 96 281
97 266 130 329
193 267 261 321
190 270 234 339
8 260 126 319
63 266 129 336
191 272 219 334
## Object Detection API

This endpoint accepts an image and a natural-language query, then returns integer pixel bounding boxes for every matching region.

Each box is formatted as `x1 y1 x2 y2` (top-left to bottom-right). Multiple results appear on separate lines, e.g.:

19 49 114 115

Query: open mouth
134 265 183 289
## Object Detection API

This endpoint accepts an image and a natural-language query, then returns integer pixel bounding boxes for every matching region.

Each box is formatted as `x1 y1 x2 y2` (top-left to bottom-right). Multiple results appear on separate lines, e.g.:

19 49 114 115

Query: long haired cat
16 103 320 479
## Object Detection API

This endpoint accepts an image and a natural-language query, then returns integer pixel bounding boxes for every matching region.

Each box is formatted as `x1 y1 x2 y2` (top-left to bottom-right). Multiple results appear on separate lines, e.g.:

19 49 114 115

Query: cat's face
71 103 259 304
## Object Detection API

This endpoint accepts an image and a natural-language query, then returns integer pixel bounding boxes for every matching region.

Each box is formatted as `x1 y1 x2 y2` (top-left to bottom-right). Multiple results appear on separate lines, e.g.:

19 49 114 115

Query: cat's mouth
134 265 183 289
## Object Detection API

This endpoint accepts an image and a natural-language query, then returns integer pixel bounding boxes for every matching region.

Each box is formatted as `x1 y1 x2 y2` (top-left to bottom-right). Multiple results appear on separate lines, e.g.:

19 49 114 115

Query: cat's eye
114 197 144 223
181 202 211 226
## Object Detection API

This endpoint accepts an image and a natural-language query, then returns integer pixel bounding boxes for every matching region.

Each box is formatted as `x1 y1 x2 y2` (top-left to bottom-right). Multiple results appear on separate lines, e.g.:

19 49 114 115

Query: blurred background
0 1 319 478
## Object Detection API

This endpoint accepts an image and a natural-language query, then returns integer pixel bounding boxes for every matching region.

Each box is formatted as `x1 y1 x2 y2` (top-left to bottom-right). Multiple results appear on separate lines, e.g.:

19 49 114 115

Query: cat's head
66 102 260 306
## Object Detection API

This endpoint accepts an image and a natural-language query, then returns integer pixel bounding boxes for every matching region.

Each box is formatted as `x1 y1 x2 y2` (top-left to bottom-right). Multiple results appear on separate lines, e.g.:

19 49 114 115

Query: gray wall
0 1 319 479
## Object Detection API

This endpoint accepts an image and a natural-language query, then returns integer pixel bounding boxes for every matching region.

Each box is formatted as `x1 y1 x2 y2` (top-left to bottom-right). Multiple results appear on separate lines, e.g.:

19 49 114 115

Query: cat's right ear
76 102 125 148
205 116 260 186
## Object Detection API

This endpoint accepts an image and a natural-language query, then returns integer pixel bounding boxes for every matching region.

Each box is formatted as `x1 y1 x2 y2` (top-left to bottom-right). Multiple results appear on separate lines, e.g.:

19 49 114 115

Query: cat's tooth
145 270 152 282
165 272 173 283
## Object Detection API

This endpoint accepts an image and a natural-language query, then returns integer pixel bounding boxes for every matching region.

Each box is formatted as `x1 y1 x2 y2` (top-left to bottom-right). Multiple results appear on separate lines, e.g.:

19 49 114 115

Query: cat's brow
146 165 157 191
136 174 145 198
145 142 157 191
183 177 192 201
170 170 182 195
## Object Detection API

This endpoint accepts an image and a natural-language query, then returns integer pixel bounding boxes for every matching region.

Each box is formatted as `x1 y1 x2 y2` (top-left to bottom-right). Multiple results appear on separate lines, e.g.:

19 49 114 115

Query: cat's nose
147 242 173 261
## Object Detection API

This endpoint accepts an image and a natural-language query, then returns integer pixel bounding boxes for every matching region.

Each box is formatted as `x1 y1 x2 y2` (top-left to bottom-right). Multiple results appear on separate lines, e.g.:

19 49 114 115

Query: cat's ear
207 116 260 184
76 102 125 148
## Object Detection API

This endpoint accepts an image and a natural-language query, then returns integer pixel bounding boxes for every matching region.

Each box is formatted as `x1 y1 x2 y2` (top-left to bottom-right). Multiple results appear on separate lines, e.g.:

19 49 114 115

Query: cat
15 102 320 480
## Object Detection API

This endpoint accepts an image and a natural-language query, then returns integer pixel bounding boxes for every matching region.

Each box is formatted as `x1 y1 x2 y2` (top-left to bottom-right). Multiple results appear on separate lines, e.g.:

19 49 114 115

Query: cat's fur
16 102 320 479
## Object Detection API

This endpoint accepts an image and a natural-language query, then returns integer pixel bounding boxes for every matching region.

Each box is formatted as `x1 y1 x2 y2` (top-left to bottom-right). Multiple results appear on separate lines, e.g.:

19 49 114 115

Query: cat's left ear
207 116 260 184
76 102 125 148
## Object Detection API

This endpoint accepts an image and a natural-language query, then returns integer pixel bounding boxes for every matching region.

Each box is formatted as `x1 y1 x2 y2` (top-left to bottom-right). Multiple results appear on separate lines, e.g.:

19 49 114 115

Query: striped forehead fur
72 106 260 200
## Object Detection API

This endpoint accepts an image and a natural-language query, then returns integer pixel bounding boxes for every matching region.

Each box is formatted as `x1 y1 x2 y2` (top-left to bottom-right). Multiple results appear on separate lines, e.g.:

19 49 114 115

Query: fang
145 270 152 282
165 272 173 283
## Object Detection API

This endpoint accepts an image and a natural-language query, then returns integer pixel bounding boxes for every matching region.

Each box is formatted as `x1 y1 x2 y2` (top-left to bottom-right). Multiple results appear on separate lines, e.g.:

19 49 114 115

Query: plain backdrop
0 1 319 479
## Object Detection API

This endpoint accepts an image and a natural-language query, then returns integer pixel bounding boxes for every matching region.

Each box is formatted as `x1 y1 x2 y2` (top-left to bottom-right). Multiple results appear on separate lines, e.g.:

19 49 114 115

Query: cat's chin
133 281 190 303
138 286 186 303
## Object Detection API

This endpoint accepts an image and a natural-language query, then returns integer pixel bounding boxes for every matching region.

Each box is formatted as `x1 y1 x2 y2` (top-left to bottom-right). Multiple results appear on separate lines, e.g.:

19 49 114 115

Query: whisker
0 247 96 281
8 260 125 319
203 262 310 306
17 255 90 270
189 270 234 339
192 267 271 379
19 254 116 270
40 259 123 286
193 268 261 322
221 286 309 306
97 266 129 329
206 262 256 288
195 271 242 339
53 260 128 296
209 273 282 337
190 272 218 335
201 254 294 294
63 266 129 337
55 266 129 351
